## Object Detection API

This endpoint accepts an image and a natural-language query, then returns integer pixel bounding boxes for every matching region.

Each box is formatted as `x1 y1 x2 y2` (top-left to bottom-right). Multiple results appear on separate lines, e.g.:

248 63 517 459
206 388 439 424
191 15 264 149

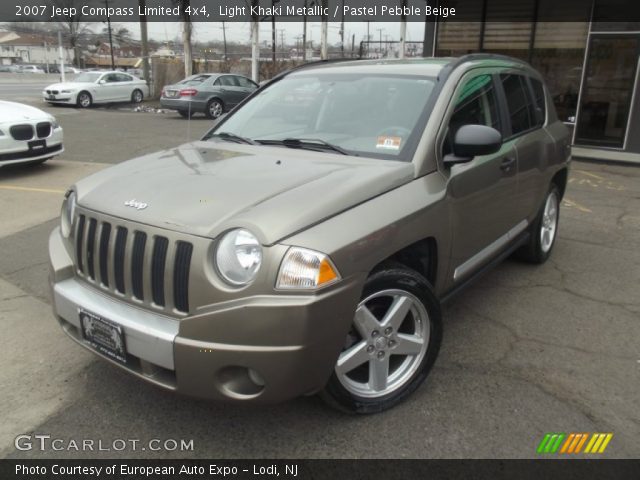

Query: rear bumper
160 97 207 113
49 227 362 403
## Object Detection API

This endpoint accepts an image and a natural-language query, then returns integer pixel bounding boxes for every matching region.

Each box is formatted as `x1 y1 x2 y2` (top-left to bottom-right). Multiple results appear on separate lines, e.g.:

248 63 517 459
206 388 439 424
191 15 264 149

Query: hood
75 141 414 245
0 101 52 123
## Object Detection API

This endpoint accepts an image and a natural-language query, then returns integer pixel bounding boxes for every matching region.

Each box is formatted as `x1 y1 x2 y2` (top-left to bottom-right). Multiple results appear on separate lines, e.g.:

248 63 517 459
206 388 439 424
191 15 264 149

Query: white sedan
0 101 64 167
43 71 149 108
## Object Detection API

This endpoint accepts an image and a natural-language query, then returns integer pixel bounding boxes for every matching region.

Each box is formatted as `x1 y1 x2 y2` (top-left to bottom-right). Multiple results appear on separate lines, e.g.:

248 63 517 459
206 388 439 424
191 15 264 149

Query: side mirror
444 124 502 166
98 80 106 85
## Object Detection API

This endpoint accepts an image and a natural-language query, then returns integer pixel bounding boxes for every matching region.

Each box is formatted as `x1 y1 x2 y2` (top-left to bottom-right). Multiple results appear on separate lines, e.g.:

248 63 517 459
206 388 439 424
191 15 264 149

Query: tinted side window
236 76 257 89
444 74 500 156
529 77 546 126
500 74 536 135
219 76 238 87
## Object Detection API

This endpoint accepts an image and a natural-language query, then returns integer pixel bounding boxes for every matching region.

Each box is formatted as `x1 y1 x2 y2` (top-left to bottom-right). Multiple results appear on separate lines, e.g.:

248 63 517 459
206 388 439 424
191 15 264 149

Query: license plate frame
79 309 128 364
28 139 46 151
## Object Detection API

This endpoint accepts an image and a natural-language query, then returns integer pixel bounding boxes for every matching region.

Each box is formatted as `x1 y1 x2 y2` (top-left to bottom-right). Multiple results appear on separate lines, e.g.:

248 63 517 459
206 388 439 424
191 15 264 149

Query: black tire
321 266 442 414
131 89 144 104
205 98 224 119
178 110 194 119
76 91 92 108
516 184 561 264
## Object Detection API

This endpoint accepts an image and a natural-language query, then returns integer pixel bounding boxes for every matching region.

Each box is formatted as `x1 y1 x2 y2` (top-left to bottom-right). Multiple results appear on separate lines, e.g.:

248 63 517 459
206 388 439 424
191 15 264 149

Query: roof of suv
286 54 536 79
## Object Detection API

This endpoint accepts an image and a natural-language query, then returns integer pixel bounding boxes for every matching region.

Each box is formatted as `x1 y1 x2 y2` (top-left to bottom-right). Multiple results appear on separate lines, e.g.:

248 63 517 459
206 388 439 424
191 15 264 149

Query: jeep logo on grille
124 199 148 210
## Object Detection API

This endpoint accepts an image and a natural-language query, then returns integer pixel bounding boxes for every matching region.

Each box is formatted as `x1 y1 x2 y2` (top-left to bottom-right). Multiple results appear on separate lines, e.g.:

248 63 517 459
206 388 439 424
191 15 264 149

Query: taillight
161 88 166 97
179 88 198 97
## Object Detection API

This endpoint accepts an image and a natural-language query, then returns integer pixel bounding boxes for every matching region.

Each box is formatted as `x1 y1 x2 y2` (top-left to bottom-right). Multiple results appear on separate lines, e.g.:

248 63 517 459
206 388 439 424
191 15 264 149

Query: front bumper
0 127 64 165
49 227 362 403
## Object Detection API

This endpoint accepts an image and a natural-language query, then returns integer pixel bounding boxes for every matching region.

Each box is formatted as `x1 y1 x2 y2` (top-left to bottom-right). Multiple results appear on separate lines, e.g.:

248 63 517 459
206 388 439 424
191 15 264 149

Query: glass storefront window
575 36 640 148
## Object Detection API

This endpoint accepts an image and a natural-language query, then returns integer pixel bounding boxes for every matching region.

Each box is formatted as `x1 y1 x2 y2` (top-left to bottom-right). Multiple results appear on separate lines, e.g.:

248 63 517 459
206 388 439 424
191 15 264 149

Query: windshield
207 72 437 160
74 72 102 83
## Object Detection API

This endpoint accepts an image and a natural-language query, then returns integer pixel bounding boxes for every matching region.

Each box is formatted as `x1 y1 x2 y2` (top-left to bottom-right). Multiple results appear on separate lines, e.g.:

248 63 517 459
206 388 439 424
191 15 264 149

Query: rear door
439 70 521 283
234 75 259 102
218 75 245 107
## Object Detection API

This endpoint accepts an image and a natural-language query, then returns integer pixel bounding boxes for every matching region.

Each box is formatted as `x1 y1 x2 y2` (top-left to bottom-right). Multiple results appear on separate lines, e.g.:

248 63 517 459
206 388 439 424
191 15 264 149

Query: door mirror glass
444 124 502 165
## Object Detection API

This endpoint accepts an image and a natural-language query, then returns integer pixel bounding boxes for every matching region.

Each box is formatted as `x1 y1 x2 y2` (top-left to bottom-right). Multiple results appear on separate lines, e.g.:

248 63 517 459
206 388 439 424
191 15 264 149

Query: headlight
60 90 72 94
276 247 340 290
215 229 262 286
50 118 60 129
0 129 4 136
60 190 76 238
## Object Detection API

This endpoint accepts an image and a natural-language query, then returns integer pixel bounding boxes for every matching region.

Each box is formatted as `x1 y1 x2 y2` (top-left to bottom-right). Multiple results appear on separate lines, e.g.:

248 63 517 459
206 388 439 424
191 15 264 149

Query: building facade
429 0 640 164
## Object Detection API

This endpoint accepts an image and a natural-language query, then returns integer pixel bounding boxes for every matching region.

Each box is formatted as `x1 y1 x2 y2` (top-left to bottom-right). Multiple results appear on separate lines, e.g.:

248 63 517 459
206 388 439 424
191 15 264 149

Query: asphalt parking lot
0 99 638 459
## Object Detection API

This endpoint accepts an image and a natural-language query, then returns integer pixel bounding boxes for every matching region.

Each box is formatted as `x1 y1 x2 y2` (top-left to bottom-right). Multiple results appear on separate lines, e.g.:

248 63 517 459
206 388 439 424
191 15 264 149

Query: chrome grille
74 213 194 314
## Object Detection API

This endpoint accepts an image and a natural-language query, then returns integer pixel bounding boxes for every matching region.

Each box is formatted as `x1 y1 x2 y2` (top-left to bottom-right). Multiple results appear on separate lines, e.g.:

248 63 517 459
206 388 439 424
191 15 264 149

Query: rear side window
529 77 546 126
219 76 239 87
500 74 537 136
236 76 257 89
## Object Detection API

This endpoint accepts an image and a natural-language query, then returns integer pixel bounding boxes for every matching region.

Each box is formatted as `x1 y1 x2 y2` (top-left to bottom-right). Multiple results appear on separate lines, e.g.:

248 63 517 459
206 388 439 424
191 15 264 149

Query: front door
443 71 521 282
575 35 640 148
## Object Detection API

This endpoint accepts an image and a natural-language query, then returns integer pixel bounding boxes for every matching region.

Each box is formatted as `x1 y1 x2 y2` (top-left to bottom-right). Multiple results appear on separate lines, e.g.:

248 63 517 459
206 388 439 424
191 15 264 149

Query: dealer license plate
79 309 127 364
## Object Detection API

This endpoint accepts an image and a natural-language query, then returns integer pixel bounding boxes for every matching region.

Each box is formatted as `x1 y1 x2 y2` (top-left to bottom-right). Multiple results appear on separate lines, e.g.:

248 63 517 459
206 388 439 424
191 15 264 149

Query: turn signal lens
276 247 340 290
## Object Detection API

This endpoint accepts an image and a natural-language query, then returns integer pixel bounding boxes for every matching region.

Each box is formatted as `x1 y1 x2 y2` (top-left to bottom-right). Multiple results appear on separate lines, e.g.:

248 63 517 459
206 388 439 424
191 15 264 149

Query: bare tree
52 0 90 67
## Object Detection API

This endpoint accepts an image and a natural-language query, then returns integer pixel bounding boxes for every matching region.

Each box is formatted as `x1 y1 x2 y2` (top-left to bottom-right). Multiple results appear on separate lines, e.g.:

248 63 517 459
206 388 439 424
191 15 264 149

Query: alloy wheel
540 191 558 253
335 289 430 398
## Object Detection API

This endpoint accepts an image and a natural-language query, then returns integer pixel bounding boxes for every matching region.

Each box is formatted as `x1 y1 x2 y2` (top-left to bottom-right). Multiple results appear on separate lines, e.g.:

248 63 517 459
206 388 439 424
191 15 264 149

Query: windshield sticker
376 136 402 150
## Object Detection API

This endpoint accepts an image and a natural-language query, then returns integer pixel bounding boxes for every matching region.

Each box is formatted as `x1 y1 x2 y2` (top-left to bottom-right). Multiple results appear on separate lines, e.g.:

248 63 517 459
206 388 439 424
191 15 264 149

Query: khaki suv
49 55 570 413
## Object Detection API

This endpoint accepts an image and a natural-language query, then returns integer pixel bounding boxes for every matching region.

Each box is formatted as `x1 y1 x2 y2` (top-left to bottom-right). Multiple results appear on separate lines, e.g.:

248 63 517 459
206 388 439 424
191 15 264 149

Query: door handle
500 156 516 172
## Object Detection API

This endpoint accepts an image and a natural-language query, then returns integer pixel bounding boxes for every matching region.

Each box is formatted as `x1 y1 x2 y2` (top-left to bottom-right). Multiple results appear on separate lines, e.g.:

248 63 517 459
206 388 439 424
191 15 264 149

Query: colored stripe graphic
540 433 613 454
537 433 565 454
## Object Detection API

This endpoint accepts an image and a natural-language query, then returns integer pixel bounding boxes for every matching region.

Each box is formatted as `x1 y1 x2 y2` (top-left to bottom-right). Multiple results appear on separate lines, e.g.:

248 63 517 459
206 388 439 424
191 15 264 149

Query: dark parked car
50 55 570 413
160 73 258 119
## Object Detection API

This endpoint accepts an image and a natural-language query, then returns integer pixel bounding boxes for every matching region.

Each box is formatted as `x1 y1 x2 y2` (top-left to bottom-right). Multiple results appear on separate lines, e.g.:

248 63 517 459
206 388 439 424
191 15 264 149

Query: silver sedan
160 73 258 119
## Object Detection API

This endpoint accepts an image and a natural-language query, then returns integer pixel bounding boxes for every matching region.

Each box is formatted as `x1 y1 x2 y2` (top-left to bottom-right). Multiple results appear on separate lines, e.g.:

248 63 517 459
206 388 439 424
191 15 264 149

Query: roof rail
446 53 532 71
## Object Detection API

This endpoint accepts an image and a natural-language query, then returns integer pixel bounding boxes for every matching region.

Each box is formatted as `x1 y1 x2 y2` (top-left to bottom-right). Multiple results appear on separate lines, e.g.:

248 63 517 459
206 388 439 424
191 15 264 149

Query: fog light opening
217 366 265 399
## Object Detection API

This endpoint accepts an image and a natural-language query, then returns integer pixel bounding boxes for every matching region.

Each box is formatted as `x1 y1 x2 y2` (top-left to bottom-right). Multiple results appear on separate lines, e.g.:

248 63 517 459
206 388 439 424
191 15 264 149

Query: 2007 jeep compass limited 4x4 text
49 55 570 413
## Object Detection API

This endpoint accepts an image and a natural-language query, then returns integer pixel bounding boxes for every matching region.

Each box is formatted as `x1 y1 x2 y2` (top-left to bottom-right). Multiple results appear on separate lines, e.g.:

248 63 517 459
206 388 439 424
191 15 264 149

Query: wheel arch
551 168 568 200
371 237 438 288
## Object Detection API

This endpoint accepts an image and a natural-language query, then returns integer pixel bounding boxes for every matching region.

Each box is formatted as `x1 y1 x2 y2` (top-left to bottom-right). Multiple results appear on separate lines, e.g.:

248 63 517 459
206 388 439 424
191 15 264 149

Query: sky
138 21 427 48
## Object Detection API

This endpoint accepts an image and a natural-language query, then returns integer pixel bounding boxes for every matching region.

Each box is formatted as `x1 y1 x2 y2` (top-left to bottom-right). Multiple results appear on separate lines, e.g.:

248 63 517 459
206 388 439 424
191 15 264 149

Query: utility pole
222 21 227 60
251 0 259 82
340 0 345 57
302 0 307 61
43 41 49 73
139 0 150 90
377 28 384 57
271 0 276 63
279 29 285 58
320 0 328 60
399 0 407 59
58 31 66 83
105 0 115 69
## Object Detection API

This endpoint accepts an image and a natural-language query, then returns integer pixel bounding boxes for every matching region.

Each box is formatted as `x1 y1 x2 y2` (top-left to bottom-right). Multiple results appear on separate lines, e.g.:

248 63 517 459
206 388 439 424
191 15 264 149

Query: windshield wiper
255 138 353 156
207 132 257 145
